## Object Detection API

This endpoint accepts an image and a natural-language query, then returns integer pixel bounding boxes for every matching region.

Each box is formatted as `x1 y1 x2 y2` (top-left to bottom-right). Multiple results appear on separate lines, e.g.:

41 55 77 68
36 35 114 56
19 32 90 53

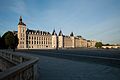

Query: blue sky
0 0 120 44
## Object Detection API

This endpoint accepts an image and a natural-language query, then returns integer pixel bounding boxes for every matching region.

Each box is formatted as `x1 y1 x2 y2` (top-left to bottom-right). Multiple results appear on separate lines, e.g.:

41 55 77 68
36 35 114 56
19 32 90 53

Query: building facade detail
17 17 96 49
52 29 57 49
58 30 64 48
18 16 27 49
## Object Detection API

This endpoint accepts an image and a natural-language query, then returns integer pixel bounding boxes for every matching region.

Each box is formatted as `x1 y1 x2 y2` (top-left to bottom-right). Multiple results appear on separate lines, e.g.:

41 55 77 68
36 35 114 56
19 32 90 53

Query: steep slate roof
58 30 63 36
52 29 57 35
26 29 51 35
70 32 74 36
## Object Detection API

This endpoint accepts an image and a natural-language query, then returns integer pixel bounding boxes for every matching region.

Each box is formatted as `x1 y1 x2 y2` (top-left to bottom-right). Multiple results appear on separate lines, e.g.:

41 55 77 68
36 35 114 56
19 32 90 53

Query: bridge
0 50 39 80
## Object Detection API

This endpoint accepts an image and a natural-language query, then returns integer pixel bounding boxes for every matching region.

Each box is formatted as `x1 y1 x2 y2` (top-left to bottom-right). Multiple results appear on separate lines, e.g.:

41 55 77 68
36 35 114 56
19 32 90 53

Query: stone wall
0 50 39 80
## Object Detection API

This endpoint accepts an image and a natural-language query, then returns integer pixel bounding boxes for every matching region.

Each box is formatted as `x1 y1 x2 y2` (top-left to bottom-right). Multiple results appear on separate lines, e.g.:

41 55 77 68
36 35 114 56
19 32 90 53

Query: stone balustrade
0 50 39 80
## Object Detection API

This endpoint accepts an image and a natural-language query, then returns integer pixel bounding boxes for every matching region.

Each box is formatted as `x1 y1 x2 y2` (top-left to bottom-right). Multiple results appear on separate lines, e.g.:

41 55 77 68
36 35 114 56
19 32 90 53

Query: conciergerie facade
17 16 96 49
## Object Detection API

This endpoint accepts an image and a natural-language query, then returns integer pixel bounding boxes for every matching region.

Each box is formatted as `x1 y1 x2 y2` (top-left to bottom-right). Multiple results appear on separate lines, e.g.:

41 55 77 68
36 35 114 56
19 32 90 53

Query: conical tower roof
58 30 63 36
70 32 74 36
52 29 57 35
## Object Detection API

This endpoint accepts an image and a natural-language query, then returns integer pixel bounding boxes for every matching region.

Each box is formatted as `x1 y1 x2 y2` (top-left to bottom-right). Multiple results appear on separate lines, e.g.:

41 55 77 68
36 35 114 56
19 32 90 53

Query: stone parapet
0 50 39 80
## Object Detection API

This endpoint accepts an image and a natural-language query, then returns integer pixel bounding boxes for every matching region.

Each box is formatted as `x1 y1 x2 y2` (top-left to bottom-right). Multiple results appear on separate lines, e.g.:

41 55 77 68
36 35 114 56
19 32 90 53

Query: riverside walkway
18 49 120 80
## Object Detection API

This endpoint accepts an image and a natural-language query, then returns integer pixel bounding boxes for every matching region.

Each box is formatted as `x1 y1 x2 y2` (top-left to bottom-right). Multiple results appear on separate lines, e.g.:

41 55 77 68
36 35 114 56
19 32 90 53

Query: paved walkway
36 55 120 80
17 50 120 80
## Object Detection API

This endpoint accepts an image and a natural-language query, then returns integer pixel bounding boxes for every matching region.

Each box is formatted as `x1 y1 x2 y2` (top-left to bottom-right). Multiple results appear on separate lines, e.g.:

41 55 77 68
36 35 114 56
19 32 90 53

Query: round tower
58 30 64 48
70 32 75 48
52 29 57 49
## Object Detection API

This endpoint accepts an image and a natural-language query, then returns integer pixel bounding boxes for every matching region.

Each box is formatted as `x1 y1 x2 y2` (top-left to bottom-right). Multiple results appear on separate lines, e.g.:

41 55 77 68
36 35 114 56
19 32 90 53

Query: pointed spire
59 30 63 36
18 16 26 26
70 32 74 36
19 16 22 22
52 29 57 35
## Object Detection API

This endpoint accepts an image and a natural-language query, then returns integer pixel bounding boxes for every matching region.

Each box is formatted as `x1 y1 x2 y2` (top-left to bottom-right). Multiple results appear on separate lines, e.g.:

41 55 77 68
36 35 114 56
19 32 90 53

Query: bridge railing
0 50 39 80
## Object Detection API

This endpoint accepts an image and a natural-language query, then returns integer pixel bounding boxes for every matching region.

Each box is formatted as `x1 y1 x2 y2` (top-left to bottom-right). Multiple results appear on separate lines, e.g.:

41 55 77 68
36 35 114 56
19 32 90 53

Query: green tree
0 37 5 49
4 31 15 49
95 42 103 48
2 31 18 50
0 36 3 48
14 35 19 48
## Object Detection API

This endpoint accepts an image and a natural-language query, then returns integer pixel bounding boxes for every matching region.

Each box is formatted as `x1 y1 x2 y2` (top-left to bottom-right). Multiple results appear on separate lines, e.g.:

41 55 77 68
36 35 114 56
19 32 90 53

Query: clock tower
17 16 27 49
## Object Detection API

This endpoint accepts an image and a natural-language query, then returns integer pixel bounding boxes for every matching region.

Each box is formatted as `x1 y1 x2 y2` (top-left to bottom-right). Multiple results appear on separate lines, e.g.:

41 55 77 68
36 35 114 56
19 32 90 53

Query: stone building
63 36 73 48
17 16 96 49
18 16 27 49
58 30 64 48
52 29 57 49
18 16 52 49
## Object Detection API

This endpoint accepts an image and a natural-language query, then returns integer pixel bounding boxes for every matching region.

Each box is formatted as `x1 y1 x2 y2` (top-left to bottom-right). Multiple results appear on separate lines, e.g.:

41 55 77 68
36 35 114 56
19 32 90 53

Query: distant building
87 40 96 48
102 45 120 49
17 16 96 49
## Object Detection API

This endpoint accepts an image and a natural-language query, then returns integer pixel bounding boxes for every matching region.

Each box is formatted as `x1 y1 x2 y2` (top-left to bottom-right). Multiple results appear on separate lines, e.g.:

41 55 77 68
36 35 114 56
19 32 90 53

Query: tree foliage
0 35 5 48
5 32 15 48
95 42 103 48
0 36 3 48
14 35 19 48
1 31 18 49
